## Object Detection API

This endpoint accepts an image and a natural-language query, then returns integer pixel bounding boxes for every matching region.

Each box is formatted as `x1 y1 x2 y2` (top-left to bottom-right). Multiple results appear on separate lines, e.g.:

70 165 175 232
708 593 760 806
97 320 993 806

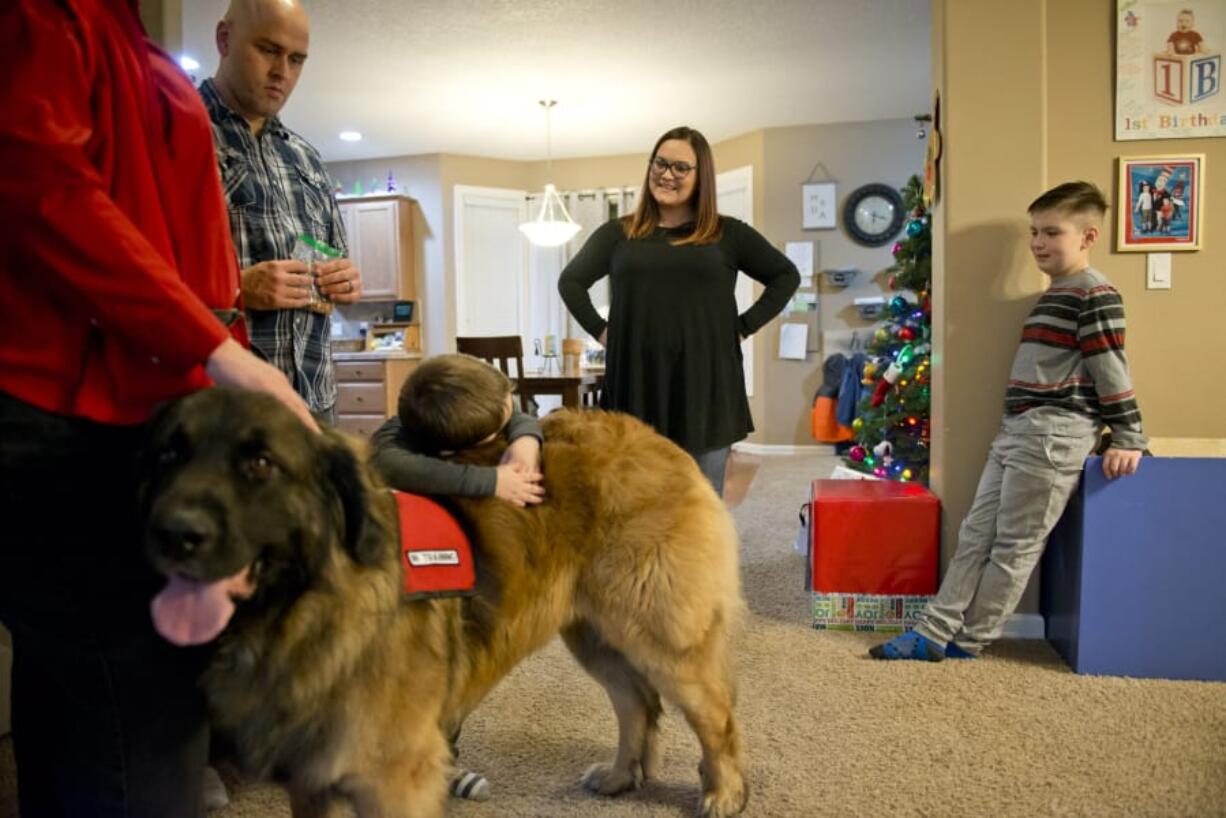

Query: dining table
519 369 604 410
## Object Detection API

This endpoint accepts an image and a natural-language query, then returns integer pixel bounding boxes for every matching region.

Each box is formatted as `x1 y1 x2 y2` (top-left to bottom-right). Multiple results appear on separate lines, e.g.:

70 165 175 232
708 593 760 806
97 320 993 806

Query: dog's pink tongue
150 568 252 646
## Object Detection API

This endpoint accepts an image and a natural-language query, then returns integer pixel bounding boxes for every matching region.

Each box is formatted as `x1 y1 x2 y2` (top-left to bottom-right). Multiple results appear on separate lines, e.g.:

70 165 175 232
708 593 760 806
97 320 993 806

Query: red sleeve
0 3 227 371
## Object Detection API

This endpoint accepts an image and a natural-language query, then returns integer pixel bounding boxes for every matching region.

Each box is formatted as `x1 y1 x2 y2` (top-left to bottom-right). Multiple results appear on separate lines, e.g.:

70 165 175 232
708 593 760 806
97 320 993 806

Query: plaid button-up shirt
200 79 347 413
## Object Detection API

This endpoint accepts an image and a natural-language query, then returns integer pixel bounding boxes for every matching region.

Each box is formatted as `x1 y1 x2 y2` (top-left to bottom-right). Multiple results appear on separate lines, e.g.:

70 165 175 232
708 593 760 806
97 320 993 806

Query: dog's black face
140 388 384 644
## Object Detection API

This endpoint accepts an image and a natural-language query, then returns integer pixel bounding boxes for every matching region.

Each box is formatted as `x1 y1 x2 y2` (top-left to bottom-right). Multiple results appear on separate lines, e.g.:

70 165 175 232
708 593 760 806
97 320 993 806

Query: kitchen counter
332 349 422 362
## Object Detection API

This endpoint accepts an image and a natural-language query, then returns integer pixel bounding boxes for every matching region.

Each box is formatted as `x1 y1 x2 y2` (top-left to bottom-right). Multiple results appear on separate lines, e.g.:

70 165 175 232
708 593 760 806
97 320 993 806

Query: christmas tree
843 174 932 484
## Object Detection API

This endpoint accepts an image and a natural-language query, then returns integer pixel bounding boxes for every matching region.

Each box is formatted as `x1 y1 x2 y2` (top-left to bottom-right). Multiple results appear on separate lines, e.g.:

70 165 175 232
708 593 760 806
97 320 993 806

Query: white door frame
716 165 755 398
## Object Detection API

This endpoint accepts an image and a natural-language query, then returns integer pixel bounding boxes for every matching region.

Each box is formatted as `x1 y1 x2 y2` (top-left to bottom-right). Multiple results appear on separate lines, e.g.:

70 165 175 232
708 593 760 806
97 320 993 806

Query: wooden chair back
455 335 531 412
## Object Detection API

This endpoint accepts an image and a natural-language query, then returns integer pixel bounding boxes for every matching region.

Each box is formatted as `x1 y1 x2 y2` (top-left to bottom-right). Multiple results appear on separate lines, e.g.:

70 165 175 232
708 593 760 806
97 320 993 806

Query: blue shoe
943 642 976 659
869 631 945 661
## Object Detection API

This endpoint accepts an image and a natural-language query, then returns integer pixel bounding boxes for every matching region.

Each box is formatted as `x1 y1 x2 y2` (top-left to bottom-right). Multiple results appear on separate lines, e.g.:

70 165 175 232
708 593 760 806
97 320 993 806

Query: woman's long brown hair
624 126 723 246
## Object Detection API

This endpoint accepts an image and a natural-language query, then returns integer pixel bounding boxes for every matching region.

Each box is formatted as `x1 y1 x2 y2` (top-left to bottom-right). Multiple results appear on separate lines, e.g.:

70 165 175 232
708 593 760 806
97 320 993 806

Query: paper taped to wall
778 323 808 360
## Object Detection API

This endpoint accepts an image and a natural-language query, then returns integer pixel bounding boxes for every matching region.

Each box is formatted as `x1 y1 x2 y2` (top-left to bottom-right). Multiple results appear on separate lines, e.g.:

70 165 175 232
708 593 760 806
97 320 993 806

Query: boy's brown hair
1027 181 1109 222
397 354 512 454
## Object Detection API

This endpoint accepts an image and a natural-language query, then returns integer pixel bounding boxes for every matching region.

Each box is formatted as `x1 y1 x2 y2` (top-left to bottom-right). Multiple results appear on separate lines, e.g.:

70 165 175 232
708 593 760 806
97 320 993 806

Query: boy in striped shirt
872 181 1146 661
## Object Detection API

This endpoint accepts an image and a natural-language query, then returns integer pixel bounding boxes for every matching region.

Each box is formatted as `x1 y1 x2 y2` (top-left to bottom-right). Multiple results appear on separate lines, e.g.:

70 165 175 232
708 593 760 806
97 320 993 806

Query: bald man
202 0 362 426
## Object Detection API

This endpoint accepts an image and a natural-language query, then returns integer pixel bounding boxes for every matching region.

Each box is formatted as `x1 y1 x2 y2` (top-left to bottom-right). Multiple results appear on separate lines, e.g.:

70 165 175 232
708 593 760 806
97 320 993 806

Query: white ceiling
180 0 931 163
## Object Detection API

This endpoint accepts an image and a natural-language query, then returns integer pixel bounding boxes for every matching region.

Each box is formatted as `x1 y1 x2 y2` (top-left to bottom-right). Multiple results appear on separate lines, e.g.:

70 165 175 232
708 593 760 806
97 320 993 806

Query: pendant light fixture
519 100 582 247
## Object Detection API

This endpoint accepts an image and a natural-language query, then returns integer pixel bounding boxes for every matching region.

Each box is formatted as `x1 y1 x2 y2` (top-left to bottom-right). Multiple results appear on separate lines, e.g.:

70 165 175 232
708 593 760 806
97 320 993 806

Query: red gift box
807 479 938 594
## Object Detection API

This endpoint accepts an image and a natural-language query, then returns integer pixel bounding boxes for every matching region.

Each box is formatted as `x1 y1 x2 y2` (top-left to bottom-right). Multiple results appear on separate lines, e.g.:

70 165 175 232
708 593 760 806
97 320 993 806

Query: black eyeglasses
650 157 695 178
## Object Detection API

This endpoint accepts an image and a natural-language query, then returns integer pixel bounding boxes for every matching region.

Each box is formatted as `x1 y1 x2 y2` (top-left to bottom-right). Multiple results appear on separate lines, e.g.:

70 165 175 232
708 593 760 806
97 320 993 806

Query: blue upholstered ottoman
1041 456 1226 682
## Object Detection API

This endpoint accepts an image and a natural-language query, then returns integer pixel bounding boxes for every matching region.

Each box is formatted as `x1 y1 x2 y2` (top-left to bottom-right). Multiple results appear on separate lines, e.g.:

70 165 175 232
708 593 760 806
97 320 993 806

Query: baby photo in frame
1117 154 1204 251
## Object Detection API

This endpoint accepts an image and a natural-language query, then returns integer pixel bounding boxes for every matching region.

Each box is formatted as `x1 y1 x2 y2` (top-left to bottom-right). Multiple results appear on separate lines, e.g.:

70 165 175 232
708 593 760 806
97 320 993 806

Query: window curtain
523 186 637 361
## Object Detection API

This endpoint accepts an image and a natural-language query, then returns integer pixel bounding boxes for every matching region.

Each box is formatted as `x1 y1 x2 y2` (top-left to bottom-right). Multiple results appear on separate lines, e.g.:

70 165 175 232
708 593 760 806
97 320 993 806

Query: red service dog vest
393 491 476 599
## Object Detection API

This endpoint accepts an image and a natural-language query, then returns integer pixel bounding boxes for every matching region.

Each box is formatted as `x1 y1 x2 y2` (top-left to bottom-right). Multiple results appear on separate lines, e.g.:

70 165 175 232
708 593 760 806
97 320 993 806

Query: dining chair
455 335 534 414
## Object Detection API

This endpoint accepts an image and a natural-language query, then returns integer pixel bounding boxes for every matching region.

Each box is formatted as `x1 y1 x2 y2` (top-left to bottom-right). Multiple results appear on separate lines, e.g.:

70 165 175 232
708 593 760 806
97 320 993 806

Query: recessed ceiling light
178 54 200 72
339 131 363 142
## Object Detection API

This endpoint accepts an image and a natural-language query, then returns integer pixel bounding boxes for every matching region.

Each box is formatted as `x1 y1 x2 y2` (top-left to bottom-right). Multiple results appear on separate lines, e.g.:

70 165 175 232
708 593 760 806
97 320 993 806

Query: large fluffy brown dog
141 388 747 817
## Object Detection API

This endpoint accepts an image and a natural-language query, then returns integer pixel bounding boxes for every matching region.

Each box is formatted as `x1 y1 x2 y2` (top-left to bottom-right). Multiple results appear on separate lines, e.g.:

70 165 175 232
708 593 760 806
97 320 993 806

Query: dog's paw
580 761 643 796
697 776 748 818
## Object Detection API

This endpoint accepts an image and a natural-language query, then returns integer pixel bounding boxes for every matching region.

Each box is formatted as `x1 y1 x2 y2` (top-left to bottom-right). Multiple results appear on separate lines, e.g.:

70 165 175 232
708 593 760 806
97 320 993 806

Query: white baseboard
733 442 835 456
1001 613 1045 639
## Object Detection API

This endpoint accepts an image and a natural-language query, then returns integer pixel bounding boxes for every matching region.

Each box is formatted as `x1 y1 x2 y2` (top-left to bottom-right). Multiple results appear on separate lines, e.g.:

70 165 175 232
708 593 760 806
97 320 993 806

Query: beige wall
758 122 926 445
932 0 1226 613
140 0 183 54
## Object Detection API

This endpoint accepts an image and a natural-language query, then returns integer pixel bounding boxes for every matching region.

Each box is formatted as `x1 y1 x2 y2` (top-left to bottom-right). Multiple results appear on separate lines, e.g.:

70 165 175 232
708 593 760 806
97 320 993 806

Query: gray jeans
691 446 731 497
915 415 1098 653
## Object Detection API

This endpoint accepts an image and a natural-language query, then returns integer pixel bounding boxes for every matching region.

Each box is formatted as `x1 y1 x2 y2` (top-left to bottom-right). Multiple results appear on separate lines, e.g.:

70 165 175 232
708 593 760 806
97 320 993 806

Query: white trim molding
1000 613 1046 639
732 442 836 456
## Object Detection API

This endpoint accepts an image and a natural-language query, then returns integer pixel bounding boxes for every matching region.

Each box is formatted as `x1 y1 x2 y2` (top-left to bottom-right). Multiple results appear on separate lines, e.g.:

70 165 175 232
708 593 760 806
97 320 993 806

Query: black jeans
0 391 209 818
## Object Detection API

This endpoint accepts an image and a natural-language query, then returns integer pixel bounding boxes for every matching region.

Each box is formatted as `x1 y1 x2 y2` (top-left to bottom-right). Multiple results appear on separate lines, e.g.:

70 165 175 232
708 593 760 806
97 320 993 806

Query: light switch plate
1146 253 1172 290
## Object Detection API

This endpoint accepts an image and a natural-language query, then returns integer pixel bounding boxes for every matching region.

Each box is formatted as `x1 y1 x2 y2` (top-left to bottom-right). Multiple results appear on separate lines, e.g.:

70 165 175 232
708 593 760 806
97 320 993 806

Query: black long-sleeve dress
558 216 799 453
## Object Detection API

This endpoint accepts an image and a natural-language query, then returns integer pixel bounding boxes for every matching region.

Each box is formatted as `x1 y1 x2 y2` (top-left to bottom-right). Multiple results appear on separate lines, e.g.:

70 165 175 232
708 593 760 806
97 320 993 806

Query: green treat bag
291 234 342 310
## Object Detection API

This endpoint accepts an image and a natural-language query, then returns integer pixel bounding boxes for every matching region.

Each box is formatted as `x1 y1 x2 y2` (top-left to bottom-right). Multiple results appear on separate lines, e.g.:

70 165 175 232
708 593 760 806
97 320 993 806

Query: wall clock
843 183 905 247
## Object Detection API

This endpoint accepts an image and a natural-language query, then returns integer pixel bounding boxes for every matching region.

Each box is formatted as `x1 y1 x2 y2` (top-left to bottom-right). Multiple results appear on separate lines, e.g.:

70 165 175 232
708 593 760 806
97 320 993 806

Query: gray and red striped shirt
1004 267 1146 450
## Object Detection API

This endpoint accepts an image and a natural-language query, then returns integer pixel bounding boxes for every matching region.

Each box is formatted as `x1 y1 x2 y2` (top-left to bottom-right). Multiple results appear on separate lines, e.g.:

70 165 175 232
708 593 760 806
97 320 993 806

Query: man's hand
316 258 362 305
1102 447 1142 479
240 260 312 310
205 338 319 433
494 462 545 507
500 435 542 473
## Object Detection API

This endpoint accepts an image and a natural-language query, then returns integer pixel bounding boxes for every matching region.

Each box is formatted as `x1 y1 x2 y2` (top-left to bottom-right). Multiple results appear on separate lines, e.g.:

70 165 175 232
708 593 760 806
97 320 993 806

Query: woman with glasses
559 126 799 495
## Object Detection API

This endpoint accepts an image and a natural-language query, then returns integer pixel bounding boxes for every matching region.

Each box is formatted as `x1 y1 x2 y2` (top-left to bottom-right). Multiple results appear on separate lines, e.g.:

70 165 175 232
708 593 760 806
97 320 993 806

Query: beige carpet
3 452 1225 817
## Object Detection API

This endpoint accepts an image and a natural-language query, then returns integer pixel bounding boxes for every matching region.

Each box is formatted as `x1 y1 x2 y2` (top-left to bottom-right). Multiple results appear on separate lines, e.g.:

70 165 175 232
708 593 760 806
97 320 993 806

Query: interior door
453 185 528 339
716 166 755 397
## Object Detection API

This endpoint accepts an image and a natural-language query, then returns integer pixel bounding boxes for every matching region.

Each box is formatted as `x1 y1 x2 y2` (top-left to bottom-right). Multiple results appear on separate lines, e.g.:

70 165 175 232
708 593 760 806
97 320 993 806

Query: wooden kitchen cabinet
333 354 420 439
337 194 416 302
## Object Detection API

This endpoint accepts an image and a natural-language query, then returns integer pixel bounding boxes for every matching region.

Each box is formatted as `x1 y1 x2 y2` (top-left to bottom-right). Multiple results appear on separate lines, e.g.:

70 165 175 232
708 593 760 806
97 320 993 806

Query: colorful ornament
892 242 904 256
906 219 924 237
889 295 909 316
888 275 898 289
873 466 888 478
874 328 889 344
849 445 867 463
872 440 893 459
898 326 916 341
852 417 864 431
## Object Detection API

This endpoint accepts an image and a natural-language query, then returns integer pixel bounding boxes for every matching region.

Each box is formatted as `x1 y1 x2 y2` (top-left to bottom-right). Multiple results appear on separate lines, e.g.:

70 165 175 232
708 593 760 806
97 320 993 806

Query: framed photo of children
1117 155 1204 251
1115 1 1225 140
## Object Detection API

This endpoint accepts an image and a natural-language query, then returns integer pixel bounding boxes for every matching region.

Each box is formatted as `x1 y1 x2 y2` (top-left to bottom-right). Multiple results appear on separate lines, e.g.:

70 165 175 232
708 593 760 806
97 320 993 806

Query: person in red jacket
0 2 315 815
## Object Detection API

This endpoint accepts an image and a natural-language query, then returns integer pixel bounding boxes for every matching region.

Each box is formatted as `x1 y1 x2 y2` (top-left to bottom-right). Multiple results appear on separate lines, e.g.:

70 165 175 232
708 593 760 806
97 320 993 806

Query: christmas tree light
843 175 932 484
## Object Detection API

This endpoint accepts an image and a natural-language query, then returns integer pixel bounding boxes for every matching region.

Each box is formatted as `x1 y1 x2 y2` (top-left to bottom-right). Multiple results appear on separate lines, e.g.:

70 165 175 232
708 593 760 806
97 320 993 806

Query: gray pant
915 414 1098 654
691 446 731 497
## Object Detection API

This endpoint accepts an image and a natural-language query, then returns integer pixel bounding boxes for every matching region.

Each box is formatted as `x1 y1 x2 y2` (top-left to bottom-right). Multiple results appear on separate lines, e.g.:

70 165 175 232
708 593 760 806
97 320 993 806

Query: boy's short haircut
1027 181 1109 222
397 353 513 454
